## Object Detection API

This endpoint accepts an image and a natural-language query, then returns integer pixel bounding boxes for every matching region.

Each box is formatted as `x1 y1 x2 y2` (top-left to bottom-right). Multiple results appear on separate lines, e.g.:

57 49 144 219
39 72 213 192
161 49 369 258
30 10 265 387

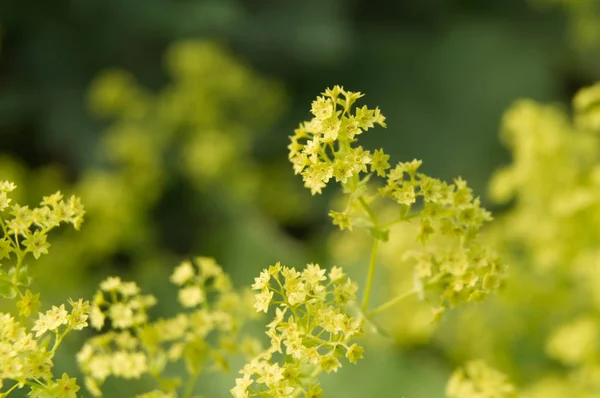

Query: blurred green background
2 0 600 396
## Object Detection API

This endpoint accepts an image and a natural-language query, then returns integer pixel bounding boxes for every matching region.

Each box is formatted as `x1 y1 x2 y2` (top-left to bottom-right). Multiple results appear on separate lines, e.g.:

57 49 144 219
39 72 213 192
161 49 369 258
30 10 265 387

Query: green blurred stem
183 372 199 398
381 214 416 229
361 238 380 312
358 197 378 228
0 217 8 237
13 252 24 282
366 289 417 319
358 197 381 313
3 382 20 395
51 327 71 354
367 274 444 318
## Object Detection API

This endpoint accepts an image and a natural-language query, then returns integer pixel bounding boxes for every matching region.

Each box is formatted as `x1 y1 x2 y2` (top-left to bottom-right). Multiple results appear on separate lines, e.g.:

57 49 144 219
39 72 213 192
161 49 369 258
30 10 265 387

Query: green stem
13 252 24 283
319 148 332 164
361 238 380 312
381 215 417 229
183 372 199 398
3 382 20 395
51 328 70 354
358 197 378 228
366 289 417 319
367 274 445 319
0 217 8 237
28 378 47 388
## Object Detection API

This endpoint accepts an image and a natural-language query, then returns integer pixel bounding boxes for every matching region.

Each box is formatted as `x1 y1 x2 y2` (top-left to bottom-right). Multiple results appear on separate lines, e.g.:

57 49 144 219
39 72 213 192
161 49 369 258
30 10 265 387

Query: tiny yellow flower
170 260 195 285
22 230 51 259
178 285 205 308
253 289 274 313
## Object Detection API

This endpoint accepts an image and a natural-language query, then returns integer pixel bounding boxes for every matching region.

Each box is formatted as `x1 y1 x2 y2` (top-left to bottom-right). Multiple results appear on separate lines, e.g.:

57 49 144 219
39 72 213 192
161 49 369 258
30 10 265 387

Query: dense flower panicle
291 89 505 322
428 83 600 397
488 98 600 271
289 86 386 195
10 81 600 398
79 256 260 397
233 263 363 397
446 361 517 398
90 277 156 330
285 87 508 397
0 181 88 397
0 184 85 263
378 164 503 313
0 298 91 394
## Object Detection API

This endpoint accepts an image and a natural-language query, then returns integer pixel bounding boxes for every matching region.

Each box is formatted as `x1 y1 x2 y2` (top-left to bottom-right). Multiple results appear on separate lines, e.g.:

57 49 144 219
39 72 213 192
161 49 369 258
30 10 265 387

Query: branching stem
367 289 417 319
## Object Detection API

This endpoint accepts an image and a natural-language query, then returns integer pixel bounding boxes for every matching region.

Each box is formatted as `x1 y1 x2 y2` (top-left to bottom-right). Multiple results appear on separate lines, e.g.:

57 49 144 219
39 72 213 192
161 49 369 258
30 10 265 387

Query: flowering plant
5 81 600 398
0 184 86 397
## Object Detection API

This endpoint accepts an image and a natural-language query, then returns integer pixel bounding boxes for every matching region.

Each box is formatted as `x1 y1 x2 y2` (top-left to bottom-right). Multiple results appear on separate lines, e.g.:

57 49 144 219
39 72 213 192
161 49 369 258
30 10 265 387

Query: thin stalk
183 372 199 398
3 382 20 395
13 253 24 283
51 328 71 354
358 197 378 228
366 289 417 319
367 274 444 318
361 238 380 312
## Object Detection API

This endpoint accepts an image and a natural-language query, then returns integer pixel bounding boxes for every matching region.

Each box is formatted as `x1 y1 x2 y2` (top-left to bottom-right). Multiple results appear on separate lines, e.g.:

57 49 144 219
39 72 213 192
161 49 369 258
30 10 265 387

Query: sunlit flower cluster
427 83 600 397
291 88 505 324
89 277 156 331
289 85 386 195
79 256 261 397
0 181 88 397
8 79 600 398
379 164 504 315
232 263 363 397
0 183 84 270
446 360 516 398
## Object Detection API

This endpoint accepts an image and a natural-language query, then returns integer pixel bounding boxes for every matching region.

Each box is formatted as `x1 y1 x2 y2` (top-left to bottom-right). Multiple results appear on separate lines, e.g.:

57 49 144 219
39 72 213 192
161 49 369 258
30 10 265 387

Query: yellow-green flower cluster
233 263 363 397
289 86 386 195
427 83 600 396
1 304 88 396
378 163 503 314
488 96 600 271
0 181 88 397
29 373 80 398
291 89 504 322
446 360 516 398
0 183 84 279
89 277 156 330
79 257 260 397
